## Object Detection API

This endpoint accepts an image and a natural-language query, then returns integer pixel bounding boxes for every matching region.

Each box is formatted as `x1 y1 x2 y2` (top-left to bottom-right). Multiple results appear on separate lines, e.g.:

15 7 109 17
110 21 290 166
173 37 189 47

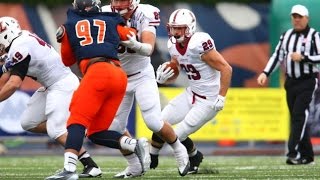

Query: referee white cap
291 4 309 17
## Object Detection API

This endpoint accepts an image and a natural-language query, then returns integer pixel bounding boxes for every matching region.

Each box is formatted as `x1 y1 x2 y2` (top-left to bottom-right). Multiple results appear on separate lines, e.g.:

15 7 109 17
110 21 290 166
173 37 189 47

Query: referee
257 4 320 165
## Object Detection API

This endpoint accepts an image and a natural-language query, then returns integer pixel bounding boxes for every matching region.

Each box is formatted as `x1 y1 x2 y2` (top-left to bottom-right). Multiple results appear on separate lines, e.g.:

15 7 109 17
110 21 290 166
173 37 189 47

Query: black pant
284 76 317 160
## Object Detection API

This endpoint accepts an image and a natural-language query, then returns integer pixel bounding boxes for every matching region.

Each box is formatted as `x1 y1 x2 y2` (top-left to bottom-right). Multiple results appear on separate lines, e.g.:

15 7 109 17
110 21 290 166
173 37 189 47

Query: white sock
150 145 161 155
120 136 137 152
169 138 183 152
64 152 78 172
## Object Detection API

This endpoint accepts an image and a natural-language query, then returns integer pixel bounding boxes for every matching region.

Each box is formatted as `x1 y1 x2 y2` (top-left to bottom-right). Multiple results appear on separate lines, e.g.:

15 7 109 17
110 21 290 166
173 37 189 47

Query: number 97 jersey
167 32 220 98
63 9 124 61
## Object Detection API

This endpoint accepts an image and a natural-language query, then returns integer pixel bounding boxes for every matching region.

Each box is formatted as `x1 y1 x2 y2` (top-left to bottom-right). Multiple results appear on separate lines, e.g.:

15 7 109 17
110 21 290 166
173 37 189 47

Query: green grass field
0 155 319 179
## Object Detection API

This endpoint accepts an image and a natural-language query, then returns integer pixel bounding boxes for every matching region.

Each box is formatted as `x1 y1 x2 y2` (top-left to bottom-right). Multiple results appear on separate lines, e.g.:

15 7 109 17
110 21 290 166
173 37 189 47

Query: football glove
0 60 13 76
156 62 174 84
120 31 152 56
213 95 225 111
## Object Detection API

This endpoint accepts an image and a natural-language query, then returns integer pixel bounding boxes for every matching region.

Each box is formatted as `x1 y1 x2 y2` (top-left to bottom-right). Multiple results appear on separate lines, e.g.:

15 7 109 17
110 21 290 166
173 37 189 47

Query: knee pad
46 115 68 139
20 118 37 131
144 113 164 132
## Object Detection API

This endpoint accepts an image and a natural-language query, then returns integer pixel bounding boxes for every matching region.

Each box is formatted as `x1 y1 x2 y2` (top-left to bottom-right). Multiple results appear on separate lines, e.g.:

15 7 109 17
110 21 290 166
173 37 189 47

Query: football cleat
113 167 143 179
188 151 204 174
173 145 190 176
45 169 78 180
150 154 159 169
286 157 315 165
79 166 102 178
134 137 151 173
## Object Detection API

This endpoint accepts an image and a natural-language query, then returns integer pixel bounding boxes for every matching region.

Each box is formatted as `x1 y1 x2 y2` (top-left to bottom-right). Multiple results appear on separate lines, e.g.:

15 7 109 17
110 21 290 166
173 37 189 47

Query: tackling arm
0 74 22 102
57 26 77 67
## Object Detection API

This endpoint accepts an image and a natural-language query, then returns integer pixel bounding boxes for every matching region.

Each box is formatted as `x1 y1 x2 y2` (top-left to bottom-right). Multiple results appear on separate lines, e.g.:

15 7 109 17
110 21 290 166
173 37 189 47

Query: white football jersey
102 4 160 75
168 32 220 98
7 30 71 87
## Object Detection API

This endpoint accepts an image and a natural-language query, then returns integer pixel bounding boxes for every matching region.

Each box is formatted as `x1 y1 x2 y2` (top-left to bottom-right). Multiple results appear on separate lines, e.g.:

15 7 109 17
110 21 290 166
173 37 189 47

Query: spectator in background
45 0 150 179
257 4 320 165
0 16 101 178
153 8 232 174
102 0 190 178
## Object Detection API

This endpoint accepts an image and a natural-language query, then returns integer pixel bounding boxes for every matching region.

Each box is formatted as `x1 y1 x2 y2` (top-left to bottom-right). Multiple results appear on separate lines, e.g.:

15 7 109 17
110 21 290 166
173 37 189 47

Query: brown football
164 61 179 81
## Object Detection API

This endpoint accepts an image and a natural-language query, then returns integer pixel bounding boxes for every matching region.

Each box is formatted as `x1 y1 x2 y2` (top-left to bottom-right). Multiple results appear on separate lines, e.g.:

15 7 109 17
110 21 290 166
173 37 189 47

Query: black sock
79 151 98 168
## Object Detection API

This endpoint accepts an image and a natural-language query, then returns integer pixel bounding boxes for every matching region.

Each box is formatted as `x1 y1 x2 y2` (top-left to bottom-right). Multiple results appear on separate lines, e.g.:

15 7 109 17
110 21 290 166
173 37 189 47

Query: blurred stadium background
1 0 320 159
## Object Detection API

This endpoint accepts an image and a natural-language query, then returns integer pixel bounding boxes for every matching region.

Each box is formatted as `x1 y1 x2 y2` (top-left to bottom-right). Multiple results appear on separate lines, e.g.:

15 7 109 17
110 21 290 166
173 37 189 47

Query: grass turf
0 156 319 179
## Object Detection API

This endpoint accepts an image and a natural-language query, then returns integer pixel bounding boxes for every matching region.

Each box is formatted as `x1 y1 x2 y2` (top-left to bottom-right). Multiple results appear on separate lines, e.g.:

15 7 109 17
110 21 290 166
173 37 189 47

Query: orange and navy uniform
58 9 134 136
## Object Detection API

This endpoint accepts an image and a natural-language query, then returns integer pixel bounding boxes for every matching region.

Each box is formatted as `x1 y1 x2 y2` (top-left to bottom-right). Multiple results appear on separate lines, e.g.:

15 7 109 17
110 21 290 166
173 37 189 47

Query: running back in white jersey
168 32 220 98
7 30 71 87
102 4 160 75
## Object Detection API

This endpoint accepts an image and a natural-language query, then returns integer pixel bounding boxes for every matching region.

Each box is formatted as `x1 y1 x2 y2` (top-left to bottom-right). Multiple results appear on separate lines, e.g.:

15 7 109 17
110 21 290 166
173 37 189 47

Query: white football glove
213 95 225 111
121 31 140 49
120 31 152 56
156 62 174 84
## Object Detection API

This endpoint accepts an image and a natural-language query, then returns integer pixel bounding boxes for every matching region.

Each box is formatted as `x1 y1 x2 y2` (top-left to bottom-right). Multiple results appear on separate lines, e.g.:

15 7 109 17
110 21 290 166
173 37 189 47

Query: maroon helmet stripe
173 9 181 23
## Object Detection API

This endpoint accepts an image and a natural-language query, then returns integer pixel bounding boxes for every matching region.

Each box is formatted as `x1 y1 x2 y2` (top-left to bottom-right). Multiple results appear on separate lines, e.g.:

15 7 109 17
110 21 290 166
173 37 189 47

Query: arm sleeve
10 55 31 80
263 33 285 76
304 31 320 63
60 27 77 66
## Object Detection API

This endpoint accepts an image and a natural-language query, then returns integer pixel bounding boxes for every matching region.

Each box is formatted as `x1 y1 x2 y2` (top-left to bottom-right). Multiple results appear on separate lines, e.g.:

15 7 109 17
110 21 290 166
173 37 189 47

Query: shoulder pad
56 25 65 43
189 32 215 54
137 4 160 23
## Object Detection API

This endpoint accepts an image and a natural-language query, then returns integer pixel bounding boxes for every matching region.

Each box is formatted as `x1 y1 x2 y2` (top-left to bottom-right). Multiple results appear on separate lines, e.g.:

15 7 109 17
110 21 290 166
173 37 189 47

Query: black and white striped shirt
264 26 320 78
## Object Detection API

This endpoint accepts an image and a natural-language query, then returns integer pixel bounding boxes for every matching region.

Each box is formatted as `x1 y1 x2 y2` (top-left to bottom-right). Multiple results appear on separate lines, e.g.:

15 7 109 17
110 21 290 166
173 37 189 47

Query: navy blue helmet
73 0 101 12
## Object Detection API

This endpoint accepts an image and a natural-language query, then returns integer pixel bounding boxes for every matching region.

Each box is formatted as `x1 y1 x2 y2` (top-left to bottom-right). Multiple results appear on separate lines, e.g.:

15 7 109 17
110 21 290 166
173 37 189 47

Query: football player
0 16 102 177
102 0 190 178
45 0 150 179
154 9 232 174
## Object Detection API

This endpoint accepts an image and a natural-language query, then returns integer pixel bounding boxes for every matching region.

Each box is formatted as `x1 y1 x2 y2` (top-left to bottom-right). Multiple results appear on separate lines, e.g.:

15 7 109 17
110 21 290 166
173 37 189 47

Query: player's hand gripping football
121 31 141 50
213 95 225 111
156 62 174 84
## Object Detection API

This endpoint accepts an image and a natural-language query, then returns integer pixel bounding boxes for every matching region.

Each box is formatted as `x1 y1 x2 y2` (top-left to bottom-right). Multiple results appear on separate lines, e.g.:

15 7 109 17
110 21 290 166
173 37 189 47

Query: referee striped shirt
263 26 320 78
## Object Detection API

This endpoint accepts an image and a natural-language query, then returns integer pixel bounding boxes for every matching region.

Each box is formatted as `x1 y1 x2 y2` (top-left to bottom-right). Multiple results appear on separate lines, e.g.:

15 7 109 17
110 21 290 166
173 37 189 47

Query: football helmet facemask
111 0 140 16
0 16 21 53
73 0 101 12
167 9 196 43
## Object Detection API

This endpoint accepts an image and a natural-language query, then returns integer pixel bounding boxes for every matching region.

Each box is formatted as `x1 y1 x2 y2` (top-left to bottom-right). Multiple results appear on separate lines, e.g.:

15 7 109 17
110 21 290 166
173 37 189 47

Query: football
119 27 137 41
164 61 179 81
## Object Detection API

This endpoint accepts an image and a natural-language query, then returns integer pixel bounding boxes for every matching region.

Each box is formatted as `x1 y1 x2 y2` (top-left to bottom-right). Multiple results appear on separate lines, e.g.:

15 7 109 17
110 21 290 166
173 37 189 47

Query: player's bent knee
20 120 37 131
47 128 66 140
145 118 164 132
143 111 164 132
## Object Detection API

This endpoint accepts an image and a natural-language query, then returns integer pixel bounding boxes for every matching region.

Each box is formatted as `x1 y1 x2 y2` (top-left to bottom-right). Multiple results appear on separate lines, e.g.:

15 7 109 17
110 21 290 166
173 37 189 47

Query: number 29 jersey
168 32 220 98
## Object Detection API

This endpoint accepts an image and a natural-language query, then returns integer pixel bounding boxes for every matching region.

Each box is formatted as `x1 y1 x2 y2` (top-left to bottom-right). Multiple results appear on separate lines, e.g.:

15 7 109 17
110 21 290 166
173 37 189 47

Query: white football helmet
167 9 196 43
0 17 21 52
111 0 140 16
